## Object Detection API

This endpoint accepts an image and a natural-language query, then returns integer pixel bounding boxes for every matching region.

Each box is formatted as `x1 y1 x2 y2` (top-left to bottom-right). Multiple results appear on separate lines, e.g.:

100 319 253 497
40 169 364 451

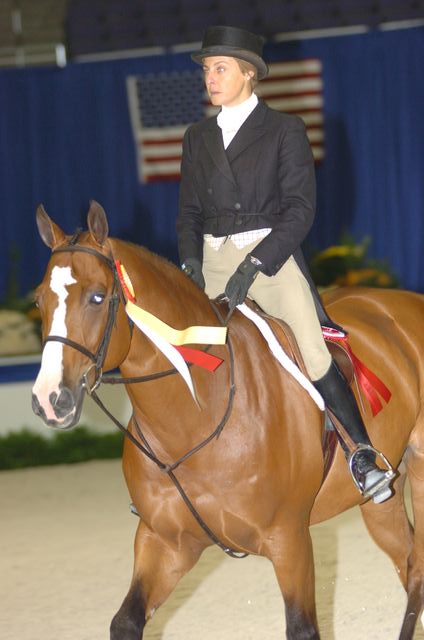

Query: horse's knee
110 584 145 640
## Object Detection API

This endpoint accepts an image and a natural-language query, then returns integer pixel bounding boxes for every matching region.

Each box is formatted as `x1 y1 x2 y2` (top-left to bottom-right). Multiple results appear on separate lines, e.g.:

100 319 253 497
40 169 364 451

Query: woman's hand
224 254 261 311
181 258 205 290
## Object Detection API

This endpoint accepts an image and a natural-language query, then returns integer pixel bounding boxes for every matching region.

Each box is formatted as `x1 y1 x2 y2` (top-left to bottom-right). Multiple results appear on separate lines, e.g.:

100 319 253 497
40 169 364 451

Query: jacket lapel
201 100 268 184
202 123 236 186
226 100 268 163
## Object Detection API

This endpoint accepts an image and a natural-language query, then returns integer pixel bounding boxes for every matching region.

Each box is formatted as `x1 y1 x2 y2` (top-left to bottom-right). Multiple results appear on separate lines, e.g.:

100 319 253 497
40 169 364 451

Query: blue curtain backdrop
0 26 423 301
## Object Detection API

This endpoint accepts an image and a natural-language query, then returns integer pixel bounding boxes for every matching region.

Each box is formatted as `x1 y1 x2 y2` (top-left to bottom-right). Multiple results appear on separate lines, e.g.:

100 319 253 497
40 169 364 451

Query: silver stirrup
348 444 395 502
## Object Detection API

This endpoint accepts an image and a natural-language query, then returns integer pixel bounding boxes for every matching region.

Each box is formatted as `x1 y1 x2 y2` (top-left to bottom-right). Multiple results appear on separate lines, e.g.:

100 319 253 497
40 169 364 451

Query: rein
46 240 247 559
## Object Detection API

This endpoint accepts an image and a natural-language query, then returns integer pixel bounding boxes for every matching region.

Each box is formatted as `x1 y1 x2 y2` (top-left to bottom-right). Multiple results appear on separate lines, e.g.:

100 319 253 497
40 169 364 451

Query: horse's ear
87 200 109 246
36 205 66 249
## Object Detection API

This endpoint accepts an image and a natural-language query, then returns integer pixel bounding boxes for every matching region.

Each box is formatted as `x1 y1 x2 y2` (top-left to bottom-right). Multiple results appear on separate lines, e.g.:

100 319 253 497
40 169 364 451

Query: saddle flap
325 341 354 385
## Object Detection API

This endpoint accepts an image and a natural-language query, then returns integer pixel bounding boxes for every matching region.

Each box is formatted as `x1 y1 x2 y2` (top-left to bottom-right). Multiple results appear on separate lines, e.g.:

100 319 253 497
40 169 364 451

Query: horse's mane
114 237 177 270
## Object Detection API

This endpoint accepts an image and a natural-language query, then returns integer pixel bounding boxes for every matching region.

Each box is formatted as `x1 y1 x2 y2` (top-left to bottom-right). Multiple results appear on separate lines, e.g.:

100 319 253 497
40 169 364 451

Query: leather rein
45 240 246 558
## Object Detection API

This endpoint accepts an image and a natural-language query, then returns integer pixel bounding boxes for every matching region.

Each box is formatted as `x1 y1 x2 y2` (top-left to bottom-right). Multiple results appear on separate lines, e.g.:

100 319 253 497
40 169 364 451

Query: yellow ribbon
125 299 227 346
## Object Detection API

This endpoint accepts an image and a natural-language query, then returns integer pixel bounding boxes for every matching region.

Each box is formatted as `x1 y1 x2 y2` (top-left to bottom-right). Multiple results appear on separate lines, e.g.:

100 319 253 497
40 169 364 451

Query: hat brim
191 46 268 80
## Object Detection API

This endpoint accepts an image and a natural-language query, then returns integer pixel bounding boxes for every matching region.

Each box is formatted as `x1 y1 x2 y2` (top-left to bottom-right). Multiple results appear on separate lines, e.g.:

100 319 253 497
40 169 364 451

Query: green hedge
0 426 124 470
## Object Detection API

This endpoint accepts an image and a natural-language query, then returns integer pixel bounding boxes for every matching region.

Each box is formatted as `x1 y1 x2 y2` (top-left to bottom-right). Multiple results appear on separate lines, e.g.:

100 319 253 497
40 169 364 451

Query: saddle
241 299 354 384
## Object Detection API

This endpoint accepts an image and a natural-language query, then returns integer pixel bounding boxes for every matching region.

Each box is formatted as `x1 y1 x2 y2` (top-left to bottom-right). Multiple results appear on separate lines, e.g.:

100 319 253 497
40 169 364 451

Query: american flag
127 59 324 183
256 59 324 162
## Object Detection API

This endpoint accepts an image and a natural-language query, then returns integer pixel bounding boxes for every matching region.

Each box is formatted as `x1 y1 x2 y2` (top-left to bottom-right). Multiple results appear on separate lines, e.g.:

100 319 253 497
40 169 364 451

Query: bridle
42 239 246 559
44 241 123 394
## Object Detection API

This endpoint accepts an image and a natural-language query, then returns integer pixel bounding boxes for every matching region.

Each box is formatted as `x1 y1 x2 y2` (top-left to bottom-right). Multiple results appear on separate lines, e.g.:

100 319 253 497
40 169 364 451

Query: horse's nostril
49 387 75 418
32 393 42 416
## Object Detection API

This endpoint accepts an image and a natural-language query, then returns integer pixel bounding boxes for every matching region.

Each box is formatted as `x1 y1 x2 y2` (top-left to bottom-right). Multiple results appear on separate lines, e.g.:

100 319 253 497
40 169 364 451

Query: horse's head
32 201 132 429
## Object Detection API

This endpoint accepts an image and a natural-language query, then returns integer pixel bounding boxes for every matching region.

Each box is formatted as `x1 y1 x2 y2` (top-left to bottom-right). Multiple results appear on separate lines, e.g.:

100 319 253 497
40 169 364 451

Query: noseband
43 241 122 394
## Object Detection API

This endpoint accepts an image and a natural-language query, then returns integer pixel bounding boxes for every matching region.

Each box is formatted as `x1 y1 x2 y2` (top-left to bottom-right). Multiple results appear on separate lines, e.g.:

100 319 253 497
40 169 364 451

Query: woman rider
176 25 394 503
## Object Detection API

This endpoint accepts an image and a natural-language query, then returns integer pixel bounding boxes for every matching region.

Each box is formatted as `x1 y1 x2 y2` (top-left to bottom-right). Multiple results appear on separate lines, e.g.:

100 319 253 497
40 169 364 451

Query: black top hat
191 25 268 80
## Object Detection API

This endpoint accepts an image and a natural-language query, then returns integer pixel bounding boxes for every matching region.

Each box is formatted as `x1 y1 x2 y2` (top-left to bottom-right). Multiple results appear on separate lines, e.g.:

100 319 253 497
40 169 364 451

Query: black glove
224 255 261 311
181 258 205 290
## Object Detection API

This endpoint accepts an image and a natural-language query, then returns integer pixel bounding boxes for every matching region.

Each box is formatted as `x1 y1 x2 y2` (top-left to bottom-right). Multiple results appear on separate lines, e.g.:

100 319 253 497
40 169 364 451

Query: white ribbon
125 302 199 407
237 303 325 411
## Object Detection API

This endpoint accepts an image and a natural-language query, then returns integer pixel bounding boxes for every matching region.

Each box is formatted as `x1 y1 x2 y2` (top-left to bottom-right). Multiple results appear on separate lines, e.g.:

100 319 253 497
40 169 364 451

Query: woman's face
202 56 254 107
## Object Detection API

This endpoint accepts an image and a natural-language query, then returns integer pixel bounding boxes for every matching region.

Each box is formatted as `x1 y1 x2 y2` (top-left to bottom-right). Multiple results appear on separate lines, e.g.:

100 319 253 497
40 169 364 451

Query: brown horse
32 201 424 640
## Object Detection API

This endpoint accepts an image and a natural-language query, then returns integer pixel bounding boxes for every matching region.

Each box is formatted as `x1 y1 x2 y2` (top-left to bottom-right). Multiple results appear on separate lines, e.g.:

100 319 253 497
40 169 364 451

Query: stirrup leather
348 444 395 497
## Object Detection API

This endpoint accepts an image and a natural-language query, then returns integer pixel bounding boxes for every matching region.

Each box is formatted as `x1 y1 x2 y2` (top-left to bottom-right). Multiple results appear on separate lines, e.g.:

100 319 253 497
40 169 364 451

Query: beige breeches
203 238 332 380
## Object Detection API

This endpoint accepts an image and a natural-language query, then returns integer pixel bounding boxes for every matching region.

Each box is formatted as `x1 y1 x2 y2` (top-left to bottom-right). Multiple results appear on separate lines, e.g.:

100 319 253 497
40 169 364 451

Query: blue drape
0 26 422 300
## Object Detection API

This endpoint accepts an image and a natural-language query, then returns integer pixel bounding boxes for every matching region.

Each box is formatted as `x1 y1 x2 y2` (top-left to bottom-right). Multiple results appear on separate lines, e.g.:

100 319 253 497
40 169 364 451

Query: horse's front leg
110 519 202 640
268 519 320 640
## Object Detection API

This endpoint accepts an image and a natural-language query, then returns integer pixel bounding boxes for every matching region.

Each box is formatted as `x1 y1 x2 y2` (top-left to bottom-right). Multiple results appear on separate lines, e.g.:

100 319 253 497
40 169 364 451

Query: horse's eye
90 293 105 305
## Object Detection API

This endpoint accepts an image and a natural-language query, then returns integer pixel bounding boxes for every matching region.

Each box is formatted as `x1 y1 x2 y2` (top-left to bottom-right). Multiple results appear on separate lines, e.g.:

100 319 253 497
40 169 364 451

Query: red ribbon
175 346 223 372
115 260 136 302
323 327 391 416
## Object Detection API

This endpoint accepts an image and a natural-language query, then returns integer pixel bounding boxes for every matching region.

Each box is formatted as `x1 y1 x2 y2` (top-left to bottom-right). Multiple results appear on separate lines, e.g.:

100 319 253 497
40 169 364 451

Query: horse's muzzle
32 385 82 429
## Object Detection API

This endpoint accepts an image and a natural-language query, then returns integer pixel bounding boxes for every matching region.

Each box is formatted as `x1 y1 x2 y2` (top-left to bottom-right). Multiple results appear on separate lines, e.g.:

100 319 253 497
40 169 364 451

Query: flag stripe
140 144 183 158
265 96 324 110
265 59 323 75
139 125 188 141
142 138 184 145
142 160 182 176
258 79 323 95
142 155 182 163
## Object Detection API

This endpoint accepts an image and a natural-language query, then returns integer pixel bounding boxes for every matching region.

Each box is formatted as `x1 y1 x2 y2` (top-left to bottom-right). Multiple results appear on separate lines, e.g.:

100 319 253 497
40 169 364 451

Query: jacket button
210 206 217 212
207 188 212 194
234 202 241 210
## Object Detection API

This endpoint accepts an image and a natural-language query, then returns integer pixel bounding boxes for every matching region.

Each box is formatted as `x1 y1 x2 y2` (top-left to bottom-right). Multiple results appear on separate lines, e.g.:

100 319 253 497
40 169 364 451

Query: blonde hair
236 58 259 89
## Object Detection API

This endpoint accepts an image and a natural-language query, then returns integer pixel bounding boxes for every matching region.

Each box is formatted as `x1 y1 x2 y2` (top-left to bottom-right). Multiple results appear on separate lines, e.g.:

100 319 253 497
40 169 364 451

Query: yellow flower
313 244 365 262
376 272 392 286
336 268 391 286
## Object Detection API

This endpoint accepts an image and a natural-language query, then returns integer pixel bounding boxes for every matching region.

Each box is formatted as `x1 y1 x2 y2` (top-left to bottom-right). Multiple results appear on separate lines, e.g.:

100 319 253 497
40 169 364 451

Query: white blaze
32 266 76 421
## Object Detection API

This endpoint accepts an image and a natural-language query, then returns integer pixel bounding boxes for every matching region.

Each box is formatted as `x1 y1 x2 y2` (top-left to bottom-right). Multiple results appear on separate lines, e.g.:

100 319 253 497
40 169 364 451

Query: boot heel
348 445 395 502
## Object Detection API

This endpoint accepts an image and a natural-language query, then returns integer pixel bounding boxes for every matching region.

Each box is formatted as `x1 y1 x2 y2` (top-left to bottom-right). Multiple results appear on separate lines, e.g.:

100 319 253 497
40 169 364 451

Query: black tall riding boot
313 361 395 504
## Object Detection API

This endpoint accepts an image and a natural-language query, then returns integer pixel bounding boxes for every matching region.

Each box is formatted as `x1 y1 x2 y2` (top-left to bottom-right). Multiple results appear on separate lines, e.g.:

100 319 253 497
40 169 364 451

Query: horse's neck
110 238 217 326
111 238 226 447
